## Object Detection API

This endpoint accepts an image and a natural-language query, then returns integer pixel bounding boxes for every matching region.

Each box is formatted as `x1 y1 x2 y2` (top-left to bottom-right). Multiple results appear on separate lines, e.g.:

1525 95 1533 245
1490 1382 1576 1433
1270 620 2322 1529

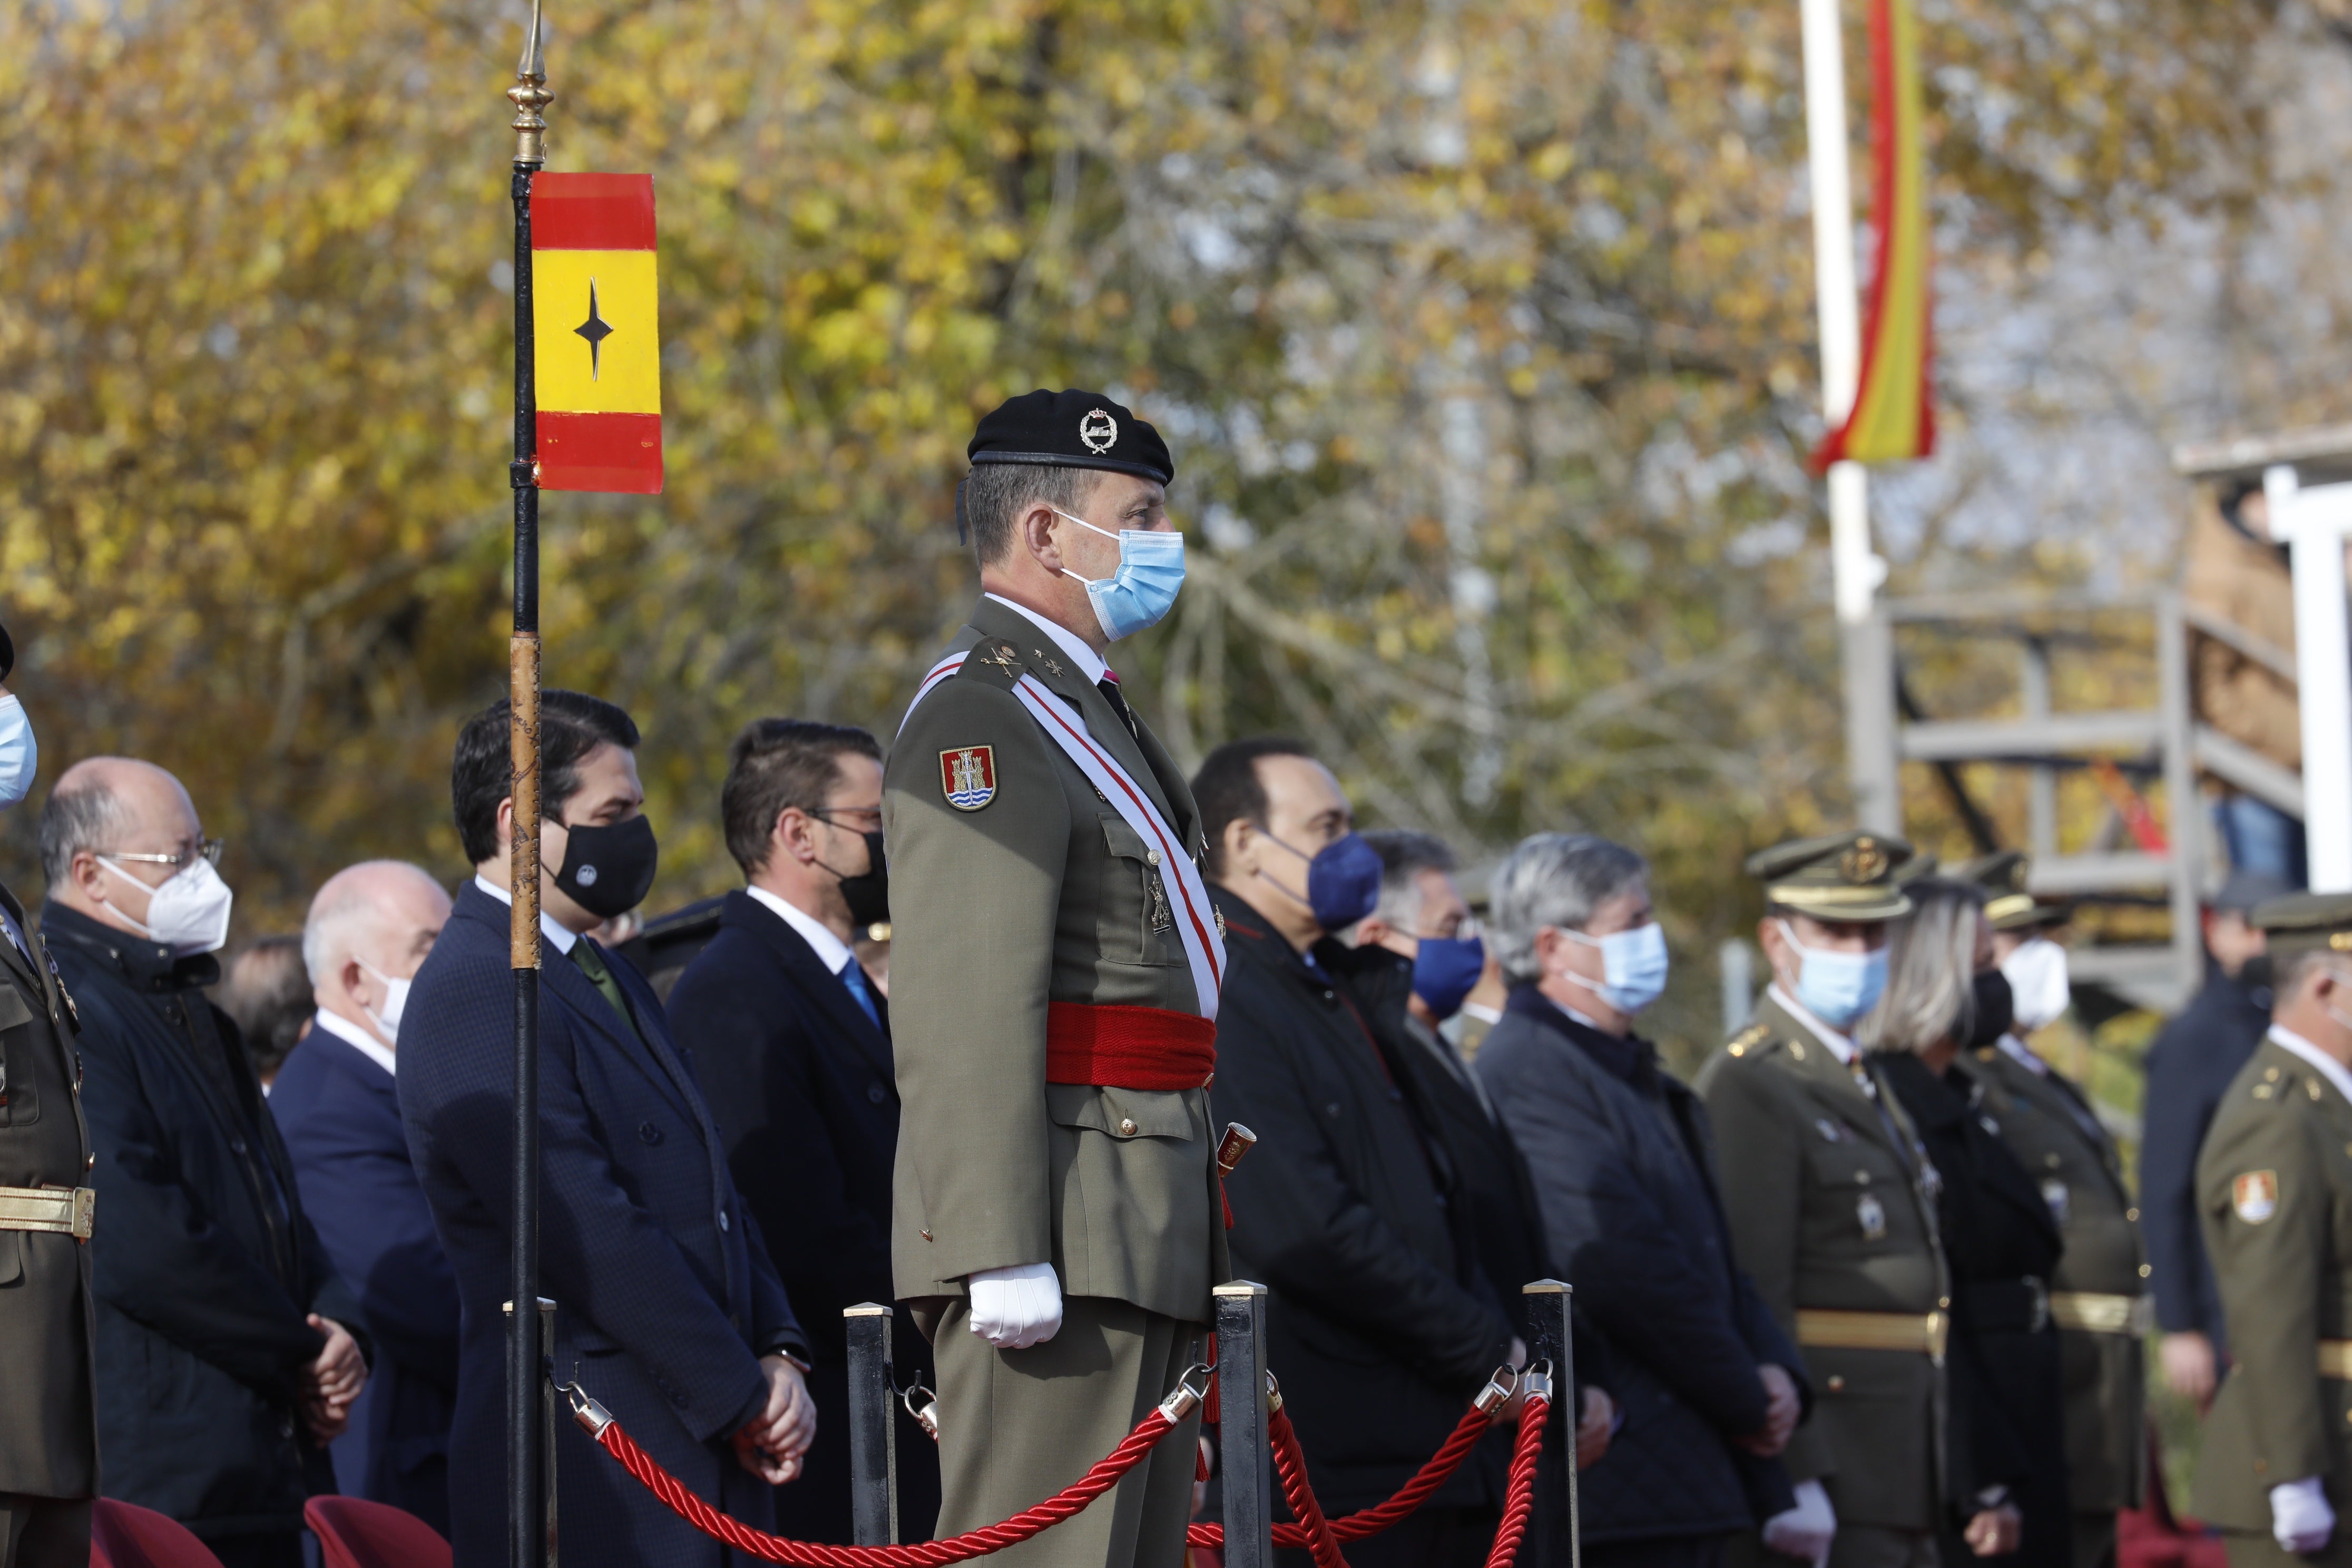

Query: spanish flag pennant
1814 0 1933 468
532 173 662 494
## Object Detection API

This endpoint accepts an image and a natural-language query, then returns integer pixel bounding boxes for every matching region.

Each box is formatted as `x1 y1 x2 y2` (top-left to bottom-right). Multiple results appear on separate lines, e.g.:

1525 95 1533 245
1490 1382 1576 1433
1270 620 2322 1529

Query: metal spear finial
508 0 552 167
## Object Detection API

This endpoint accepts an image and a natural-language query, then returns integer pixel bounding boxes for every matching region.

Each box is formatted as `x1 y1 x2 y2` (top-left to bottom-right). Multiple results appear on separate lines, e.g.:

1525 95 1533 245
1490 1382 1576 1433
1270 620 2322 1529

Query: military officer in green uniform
885 390 1227 1568
2190 891 2352 1568
0 635 98 1568
1957 852 2147 1568
1698 830 1950 1568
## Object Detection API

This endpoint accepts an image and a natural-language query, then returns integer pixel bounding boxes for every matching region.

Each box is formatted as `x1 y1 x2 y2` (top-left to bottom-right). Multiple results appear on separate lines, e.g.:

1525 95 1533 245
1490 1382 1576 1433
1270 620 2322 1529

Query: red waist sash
1045 1001 1217 1091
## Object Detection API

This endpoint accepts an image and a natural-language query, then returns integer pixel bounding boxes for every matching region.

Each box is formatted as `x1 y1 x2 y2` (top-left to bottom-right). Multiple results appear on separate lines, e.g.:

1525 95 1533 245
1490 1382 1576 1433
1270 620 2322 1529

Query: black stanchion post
1523 1280 1580 1568
844 1304 900 1546
1214 1282 1272 1568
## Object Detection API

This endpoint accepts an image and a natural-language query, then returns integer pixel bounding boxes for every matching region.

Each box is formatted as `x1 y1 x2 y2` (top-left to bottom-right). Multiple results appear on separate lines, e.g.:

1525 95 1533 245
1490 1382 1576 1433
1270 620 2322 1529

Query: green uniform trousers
922 1296 1202 1568
0 1496 89 1568
2225 1531 2352 1568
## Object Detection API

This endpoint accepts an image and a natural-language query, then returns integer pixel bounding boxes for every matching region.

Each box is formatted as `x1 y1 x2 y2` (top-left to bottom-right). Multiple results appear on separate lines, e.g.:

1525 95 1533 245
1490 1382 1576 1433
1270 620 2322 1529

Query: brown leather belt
2319 1341 2352 1379
1796 1307 1948 1360
2049 1291 2152 1336
0 1184 94 1240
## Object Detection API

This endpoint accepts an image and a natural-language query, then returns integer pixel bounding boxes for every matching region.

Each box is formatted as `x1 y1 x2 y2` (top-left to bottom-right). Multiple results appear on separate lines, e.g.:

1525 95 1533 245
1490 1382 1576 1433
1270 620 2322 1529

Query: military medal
2233 1169 2279 1224
1856 1192 1887 1241
940 746 998 811
2040 1178 2070 1224
1816 1118 1848 1143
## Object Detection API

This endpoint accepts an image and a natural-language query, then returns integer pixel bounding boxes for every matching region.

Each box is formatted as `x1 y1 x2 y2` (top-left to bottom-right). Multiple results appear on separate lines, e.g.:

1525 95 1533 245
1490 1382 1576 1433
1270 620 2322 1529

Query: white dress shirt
1769 982 1859 1065
2268 1024 2352 1106
311 1007 398 1079
985 593 1109 685
1996 1033 2051 1075
473 874 580 955
744 884 857 979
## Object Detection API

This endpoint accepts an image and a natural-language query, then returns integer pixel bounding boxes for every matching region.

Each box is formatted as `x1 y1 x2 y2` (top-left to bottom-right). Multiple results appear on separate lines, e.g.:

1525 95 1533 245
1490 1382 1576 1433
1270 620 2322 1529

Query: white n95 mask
100 856 236 957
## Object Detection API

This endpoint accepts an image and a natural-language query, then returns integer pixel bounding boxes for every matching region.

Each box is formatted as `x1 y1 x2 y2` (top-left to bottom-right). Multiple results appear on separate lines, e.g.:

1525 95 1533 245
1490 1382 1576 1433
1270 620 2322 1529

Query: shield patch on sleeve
2233 1170 2279 1224
940 746 998 811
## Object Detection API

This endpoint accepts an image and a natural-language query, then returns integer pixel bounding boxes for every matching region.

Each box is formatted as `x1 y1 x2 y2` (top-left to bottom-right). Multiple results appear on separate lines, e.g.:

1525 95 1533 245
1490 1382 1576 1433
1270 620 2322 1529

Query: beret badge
1079 408 1119 455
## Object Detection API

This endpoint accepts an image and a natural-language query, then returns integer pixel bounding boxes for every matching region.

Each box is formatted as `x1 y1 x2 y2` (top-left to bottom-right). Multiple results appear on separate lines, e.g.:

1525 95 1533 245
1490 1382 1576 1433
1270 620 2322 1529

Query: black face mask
554 815 659 920
825 829 889 932
1967 968 2016 1048
2239 953 2275 997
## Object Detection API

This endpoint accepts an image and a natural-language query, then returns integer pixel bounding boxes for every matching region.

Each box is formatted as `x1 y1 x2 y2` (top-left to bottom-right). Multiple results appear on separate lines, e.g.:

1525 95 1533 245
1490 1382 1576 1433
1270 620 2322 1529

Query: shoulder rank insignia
940 746 997 811
974 643 1021 675
1727 1023 1770 1057
2233 1169 2279 1224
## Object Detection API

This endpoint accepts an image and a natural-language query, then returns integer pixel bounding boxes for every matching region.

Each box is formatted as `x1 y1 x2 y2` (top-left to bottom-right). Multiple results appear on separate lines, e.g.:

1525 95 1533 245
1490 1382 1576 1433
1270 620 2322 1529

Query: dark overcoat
665 890 939 1542
1205 889 1516 1514
1479 988 1804 1543
45 902 362 1549
271 1024 462 1536
2139 969 2270 1351
399 883 807 1568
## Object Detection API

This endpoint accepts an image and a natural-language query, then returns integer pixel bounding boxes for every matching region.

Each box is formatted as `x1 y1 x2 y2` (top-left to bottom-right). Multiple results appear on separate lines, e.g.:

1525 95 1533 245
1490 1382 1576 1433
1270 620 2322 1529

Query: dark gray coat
1478 988 1805 1542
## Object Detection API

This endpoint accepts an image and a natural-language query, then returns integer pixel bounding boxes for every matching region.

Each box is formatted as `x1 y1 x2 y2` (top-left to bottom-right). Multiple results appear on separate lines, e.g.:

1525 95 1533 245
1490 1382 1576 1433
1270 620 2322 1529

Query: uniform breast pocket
0 979 33 1127
1096 816 1183 967
1805 1135 1908 1244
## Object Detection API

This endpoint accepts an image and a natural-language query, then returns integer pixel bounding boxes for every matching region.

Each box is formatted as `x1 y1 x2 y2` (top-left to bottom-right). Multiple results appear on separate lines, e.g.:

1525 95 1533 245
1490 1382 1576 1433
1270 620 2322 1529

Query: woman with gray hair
1478 832 1809 1568
1867 878 2065 1568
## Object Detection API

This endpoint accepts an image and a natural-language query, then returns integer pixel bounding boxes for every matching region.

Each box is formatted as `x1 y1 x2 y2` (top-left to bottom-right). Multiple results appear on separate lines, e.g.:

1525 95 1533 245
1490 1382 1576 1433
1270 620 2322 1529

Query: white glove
1762 1479 1837 1565
967 1261 1063 1349
2271 1477 2335 1554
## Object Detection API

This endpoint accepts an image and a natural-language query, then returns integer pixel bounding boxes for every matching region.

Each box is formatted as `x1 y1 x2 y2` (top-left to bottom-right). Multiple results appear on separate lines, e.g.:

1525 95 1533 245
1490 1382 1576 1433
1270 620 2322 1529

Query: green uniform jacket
1971 1044 2147 1513
0 878 97 1498
2192 1033 2352 1531
1697 994 1949 1532
883 597 1229 1324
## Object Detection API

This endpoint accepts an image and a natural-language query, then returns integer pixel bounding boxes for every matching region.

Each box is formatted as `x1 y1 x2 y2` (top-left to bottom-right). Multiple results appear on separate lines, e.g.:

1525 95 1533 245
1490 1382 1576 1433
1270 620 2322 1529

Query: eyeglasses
102 838 224 870
806 807 882 828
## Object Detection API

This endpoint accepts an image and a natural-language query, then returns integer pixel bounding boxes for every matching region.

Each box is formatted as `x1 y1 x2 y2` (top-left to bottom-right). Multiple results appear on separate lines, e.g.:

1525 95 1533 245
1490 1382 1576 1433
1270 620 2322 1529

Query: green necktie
569 939 641 1042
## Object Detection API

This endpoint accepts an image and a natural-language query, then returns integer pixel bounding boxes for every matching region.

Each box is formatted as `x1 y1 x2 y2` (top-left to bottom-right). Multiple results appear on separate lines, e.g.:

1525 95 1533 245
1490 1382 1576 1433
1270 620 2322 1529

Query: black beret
967 389 1173 486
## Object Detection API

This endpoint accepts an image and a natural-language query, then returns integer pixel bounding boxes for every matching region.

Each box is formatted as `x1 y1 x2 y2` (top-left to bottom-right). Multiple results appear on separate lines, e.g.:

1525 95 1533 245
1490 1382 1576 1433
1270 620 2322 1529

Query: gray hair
1363 830 1458 932
1860 877 1985 1054
963 464 1101 566
1489 832 1649 984
38 779 131 890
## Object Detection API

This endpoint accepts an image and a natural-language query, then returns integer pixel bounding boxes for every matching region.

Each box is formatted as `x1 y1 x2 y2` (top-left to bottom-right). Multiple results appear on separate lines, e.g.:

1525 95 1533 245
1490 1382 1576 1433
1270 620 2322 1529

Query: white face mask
355 958 411 1047
99 856 235 957
0 694 37 807
2000 936 2071 1034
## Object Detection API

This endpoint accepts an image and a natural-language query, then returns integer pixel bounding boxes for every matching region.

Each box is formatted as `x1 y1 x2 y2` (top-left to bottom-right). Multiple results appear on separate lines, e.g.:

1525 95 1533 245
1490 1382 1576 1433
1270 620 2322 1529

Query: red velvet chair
88 1500 225 1568
303 1496 453 1568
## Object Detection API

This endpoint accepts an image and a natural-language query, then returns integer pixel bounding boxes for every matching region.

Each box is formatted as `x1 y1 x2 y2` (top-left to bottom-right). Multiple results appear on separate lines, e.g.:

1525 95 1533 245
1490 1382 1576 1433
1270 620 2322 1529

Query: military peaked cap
1954 850 2071 931
1747 828 1915 922
2250 890 2352 955
968 389 1174 486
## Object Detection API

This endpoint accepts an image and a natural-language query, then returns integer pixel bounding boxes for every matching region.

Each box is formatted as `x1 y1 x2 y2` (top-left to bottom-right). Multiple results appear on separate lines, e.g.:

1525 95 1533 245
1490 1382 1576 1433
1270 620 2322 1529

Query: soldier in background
0 624 97 1568
1958 854 2147 1568
2190 891 2352 1568
1698 831 1949 1568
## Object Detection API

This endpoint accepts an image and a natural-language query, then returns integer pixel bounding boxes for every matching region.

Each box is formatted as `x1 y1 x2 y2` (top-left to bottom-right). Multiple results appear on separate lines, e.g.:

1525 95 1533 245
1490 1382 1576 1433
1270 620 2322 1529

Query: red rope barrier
577 1387 1187 1567
1184 1402 1496 1549
1482 1390 1550 1568
1269 1405 1348 1568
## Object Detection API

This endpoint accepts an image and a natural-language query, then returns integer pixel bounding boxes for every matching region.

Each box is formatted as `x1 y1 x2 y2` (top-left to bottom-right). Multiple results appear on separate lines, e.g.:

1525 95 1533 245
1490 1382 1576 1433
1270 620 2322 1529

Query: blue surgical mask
1778 919 1887 1030
1262 830 1385 933
1412 935 1486 1021
0 695 36 807
1561 920 1669 1015
1052 507 1187 642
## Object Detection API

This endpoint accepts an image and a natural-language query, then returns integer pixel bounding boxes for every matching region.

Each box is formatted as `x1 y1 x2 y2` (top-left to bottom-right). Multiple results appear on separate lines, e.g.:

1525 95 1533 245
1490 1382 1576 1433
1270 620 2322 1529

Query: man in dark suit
40 757 368 1568
400 690 816 1568
668 718 940 1542
2141 869 2282 1413
271 860 460 1536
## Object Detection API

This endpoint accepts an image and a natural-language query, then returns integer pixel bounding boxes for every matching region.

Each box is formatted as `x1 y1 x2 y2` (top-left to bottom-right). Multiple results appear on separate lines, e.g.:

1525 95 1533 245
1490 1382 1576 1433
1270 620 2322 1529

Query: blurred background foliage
0 0 2286 1075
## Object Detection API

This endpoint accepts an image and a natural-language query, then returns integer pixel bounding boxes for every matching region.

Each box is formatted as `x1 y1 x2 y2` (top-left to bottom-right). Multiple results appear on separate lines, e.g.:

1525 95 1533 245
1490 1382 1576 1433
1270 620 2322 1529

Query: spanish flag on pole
532 173 662 494
1814 0 1932 467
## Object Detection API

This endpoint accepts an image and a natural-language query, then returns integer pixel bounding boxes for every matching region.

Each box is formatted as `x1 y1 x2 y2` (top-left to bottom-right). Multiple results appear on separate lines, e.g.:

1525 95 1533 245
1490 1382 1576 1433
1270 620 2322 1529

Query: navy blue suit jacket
399 883 806 1568
666 891 938 1542
271 1023 460 1537
2140 968 2272 1347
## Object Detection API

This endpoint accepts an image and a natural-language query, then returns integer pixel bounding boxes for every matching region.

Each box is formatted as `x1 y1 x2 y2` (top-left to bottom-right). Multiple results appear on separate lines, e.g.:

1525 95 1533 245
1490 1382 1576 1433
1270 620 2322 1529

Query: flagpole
1801 0 1900 831
505 7 551 1568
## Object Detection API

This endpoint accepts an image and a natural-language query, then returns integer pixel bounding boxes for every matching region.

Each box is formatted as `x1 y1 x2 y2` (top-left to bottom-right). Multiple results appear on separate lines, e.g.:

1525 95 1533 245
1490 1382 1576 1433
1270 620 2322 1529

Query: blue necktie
838 958 880 1029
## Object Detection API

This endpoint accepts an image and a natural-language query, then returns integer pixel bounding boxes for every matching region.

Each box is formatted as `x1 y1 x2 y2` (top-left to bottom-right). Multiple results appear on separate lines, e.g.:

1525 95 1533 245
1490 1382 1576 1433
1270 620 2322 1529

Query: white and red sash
902 652 1227 1020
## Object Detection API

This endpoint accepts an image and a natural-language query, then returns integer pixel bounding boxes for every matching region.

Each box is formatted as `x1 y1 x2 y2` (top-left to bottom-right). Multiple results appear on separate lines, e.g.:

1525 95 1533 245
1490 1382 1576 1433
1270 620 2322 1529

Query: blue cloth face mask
0 694 36 808
1777 919 1887 1030
1261 829 1385 932
1053 507 1187 642
1412 935 1486 1021
1560 920 1669 1015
